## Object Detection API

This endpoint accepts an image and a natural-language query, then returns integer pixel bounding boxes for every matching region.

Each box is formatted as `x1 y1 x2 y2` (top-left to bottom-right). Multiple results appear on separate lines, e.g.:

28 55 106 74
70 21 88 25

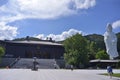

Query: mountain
13 36 41 41
85 34 105 50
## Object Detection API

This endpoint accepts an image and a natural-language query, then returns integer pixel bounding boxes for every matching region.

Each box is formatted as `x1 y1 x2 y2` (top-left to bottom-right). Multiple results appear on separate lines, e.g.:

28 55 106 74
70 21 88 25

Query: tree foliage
64 33 89 68
95 50 109 60
87 41 98 60
85 34 105 51
116 32 120 58
0 46 4 59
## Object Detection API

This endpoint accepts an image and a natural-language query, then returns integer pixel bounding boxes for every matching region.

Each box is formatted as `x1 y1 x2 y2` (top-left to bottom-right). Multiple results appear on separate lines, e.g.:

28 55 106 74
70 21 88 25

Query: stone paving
0 69 120 80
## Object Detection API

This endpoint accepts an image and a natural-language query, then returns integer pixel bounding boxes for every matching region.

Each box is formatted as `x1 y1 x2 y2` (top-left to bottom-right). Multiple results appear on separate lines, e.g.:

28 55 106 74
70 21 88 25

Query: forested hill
85 34 103 42
85 32 120 55
85 34 105 50
85 32 120 43
85 32 120 47
13 36 41 41
85 32 120 54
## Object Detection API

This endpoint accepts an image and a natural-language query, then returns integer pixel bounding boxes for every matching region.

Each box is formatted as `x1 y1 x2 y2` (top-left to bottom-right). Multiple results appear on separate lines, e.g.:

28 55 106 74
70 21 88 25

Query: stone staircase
12 58 60 69
0 58 16 67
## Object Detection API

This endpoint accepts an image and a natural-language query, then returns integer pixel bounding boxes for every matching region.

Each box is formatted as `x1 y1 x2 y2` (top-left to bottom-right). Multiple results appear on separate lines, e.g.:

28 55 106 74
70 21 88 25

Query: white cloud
35 28 83 41
0 22 18 40
112 20 120 29
0 0 96 22
35 34 46 40
0 0 96 40
74 0 96 9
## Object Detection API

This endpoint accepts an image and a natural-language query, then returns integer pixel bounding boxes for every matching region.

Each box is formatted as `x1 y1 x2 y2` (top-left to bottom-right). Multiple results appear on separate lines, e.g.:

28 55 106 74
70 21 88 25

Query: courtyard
0 69 120 80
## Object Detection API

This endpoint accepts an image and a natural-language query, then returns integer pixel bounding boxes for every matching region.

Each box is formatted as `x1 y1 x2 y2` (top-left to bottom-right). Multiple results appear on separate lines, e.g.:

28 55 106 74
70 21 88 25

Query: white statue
104 23 119 59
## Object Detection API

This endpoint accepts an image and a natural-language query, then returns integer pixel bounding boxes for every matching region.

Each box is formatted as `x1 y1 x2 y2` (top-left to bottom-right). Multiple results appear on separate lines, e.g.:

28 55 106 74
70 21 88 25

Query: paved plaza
0 69 120 80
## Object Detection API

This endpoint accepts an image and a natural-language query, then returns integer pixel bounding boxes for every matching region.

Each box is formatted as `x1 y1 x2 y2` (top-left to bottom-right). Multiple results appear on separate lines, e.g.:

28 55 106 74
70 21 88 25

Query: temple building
0 40 64 59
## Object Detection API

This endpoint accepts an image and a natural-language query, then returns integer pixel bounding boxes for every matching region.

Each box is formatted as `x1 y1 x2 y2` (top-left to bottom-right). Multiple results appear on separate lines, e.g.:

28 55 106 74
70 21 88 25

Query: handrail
9 57 21 68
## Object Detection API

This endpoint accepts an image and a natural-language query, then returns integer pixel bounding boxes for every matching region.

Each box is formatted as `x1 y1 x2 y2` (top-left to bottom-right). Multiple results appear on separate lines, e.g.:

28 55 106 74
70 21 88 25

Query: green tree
116 32 120 59
88 41 98 60
64 33 89 68
0 46 4 57
0 46 5 63
95 50 109 60
0 46 5 57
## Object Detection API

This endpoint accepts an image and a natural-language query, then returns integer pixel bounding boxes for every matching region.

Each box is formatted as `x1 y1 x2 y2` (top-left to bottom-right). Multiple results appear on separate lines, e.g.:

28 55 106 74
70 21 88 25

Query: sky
0 0 120 41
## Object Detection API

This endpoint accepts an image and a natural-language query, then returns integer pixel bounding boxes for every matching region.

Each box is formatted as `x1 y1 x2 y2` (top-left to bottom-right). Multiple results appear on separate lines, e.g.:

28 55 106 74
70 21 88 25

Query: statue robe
104 31 118 59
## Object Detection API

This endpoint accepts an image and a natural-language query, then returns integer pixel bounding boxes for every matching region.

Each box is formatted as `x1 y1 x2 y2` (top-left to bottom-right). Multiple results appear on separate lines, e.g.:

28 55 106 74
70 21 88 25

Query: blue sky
0 0 120 41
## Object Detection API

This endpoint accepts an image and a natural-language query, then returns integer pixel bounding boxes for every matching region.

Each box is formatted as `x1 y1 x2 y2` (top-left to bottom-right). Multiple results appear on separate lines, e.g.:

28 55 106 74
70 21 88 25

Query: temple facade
0 40 64 59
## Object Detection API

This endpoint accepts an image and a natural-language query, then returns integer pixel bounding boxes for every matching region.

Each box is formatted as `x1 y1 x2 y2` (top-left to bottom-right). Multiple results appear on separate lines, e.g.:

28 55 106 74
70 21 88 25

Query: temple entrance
25 51 51 59
25 51 33 58
34 52 50 59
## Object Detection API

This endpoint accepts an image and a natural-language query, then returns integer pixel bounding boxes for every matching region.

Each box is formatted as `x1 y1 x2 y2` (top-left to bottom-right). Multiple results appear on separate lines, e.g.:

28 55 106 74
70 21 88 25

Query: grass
101 73 120 78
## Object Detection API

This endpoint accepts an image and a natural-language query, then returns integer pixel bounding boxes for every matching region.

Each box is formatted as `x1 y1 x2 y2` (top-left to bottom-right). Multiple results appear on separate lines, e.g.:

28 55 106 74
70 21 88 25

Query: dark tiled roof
1 40 63 46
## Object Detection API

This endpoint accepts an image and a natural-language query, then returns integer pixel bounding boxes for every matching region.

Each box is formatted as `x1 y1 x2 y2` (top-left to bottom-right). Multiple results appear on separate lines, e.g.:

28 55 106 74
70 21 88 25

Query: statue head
106 23 112 32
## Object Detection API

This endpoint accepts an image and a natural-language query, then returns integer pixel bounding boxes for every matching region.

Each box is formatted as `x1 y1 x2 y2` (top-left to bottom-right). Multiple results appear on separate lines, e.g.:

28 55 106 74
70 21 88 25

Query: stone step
12 58 59 69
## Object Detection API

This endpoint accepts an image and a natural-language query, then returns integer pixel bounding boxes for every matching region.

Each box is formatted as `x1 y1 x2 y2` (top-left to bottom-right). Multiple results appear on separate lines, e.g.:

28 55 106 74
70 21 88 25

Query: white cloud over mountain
35 28 83 41
0 0 96 40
